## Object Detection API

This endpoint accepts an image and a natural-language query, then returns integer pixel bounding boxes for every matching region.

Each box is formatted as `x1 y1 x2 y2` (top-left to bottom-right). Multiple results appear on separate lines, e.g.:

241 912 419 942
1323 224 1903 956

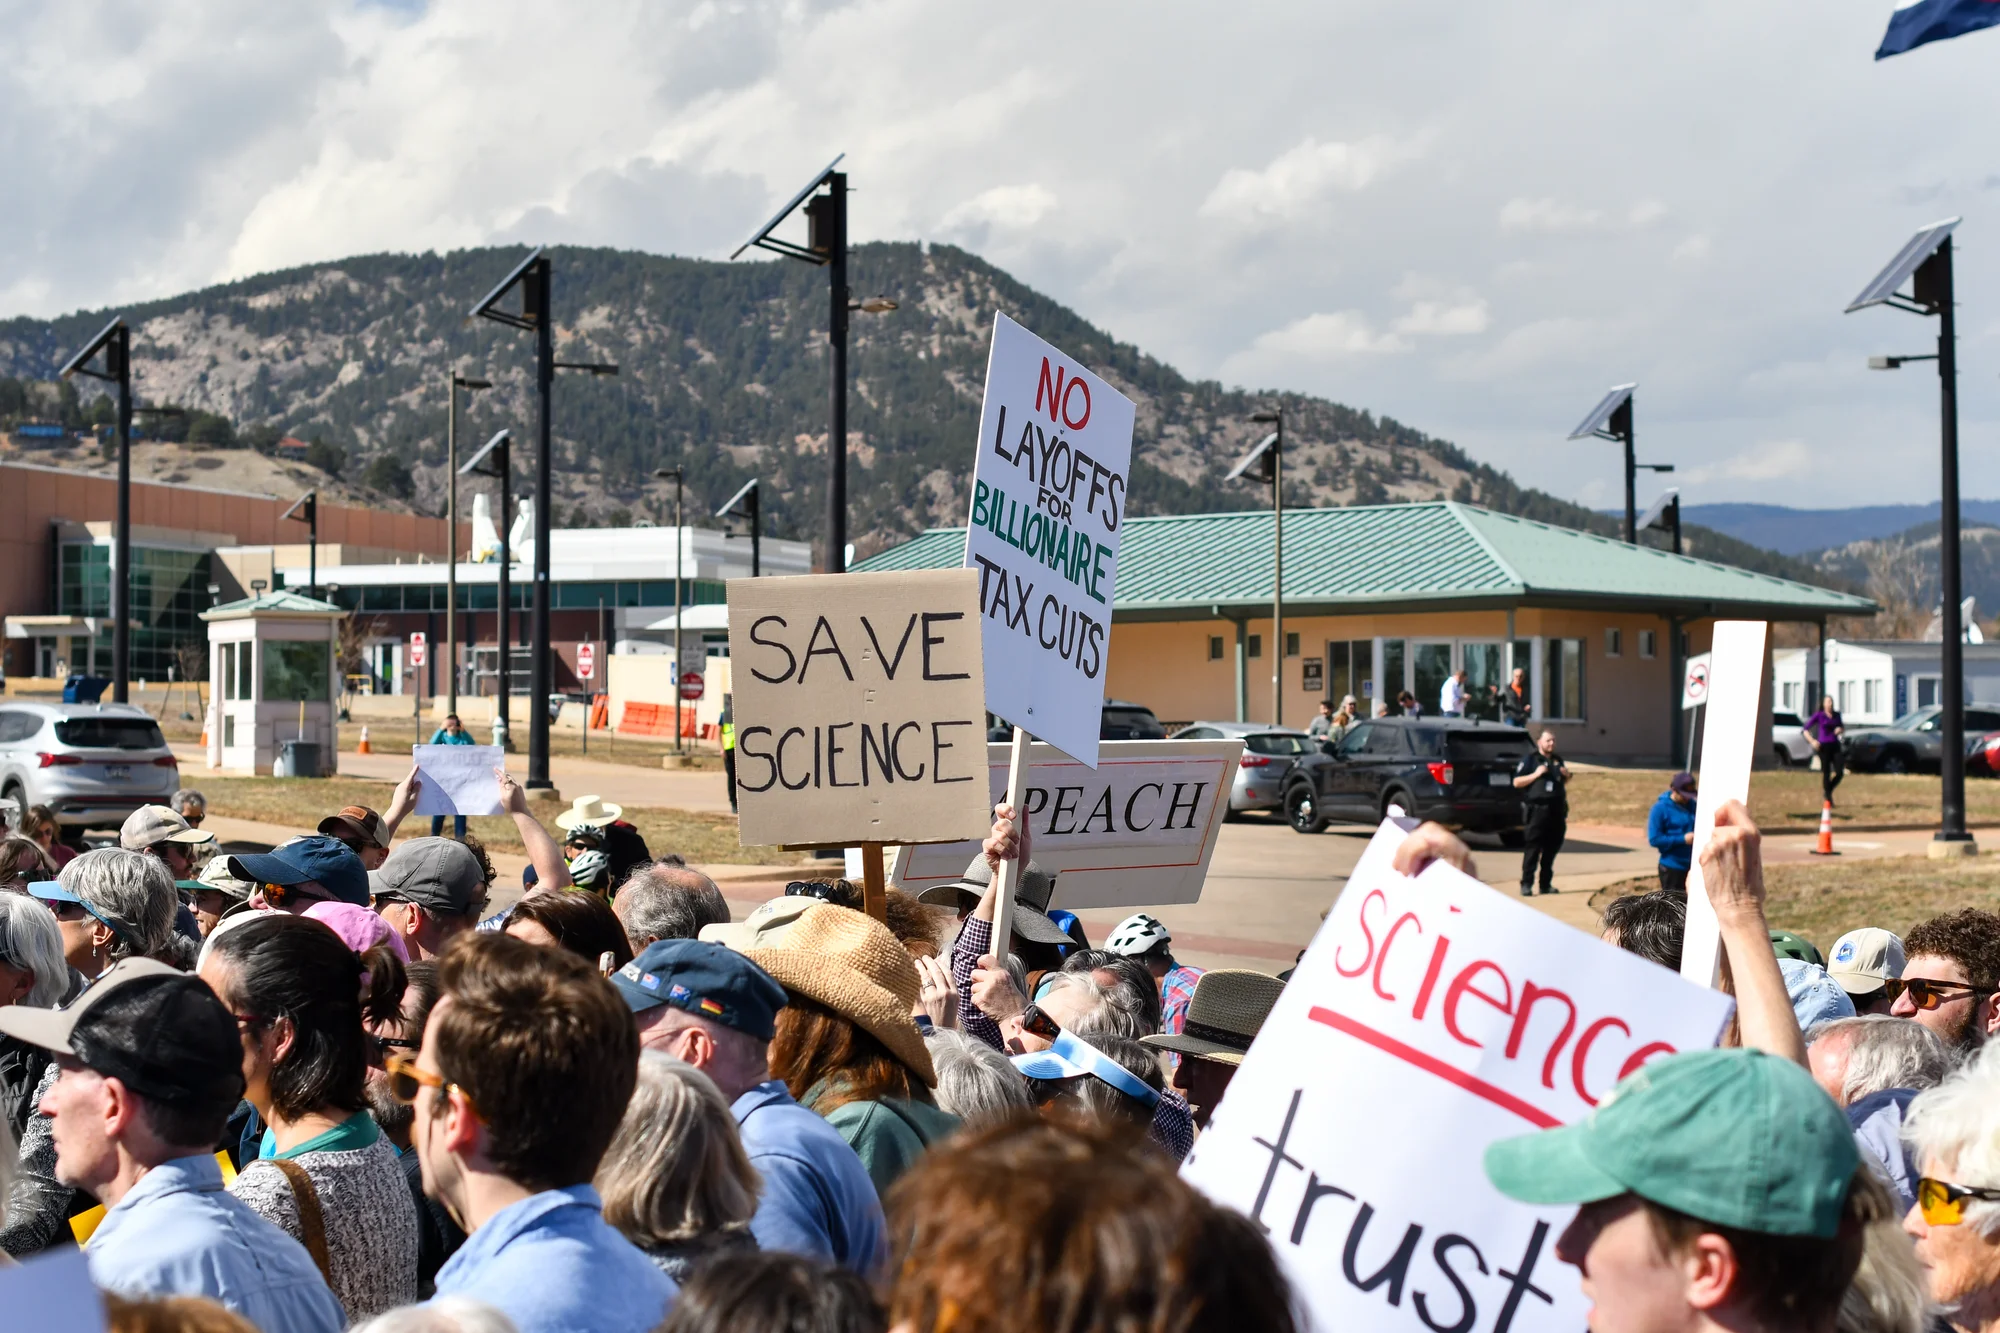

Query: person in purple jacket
1805 694 1846 806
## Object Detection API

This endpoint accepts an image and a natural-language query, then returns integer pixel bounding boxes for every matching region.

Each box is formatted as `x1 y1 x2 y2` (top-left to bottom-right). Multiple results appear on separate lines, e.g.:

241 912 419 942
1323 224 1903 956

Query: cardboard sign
412 744 504 816
1182 819 1734 1333
963 313 1136 769
1681 621 1769 987
727 569 992 848
889 739 1242 908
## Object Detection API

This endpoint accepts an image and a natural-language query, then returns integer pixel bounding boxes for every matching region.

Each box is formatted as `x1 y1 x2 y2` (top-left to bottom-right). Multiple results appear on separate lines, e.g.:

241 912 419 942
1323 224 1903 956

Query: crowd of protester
0 759 1993 1333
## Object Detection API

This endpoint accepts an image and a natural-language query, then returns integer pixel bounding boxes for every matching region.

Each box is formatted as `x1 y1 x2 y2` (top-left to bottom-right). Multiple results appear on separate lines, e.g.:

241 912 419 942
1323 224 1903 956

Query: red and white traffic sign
679 670 705 702
1682 654 1711 708
408 632 427 669
576 642 595 681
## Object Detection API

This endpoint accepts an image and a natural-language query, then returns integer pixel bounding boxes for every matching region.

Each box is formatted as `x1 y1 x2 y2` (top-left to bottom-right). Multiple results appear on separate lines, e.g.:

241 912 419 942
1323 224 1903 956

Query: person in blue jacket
1647 771 1698 895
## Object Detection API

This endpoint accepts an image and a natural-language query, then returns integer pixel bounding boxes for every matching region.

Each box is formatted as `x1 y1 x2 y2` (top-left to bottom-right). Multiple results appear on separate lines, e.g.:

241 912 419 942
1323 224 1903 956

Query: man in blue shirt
411 933 675 1332
1647 771 1698 895
5 957 342 1333
611 936 888 1274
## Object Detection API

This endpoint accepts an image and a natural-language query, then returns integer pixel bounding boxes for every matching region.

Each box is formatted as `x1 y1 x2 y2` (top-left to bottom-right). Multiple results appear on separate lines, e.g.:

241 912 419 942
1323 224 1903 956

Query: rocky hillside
1811 521 2000 638
0 242 1830 582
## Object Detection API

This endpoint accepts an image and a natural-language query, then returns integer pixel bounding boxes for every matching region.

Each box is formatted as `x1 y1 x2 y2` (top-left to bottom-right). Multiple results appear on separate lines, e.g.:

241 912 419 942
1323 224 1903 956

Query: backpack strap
267 1158 333 1284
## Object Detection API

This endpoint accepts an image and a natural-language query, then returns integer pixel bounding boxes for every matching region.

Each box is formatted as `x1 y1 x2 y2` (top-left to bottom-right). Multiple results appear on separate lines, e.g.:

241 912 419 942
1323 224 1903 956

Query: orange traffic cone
357 726 372 755
1811 800 1838 856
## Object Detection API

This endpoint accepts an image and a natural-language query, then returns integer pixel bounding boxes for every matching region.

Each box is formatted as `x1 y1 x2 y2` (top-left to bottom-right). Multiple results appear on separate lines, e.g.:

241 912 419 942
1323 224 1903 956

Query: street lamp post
469 246 618 790
446 372 492 718
280 492 319 597
716 479 761 578
1568 384 1640 543
461 430 513 748
654 467 686 753
732 156 897 574
1848 217 1971 851
57 318 133 701
1230 412 1285 725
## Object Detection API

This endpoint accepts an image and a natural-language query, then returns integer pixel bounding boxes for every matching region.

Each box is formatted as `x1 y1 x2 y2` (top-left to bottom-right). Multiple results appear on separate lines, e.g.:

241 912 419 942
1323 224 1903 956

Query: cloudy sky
5 0 1998 510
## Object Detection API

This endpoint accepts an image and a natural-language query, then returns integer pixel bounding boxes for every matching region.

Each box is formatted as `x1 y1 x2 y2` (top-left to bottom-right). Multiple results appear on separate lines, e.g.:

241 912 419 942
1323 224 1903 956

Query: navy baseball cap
226 836 369 906
611 938 788 1041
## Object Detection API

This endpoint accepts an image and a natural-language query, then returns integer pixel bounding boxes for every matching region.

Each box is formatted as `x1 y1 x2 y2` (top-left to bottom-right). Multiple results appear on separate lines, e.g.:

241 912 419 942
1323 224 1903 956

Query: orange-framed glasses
383 1052 474 1115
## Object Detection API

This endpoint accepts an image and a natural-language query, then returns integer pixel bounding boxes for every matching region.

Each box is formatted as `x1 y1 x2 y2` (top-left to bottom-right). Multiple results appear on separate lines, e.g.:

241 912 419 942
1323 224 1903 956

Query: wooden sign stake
991 725 1031 953
860 843 887 922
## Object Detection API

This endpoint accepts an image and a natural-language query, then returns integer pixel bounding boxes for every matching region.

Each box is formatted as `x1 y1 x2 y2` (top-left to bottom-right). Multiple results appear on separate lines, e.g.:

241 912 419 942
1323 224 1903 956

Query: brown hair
433 931 637 1191
104 1293 261 1333
883 889 947 959
0 836 54 884
459 833 498 888
885 1119 1298 1333
1642 1165 1877 1333
769 990 922 1114
505 889 634 971
1905 908 2000 991
18 806 59 844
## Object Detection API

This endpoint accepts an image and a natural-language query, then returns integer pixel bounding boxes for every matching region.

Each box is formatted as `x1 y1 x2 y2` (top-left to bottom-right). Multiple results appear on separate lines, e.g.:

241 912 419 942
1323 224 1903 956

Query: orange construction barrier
1811 800 1837 856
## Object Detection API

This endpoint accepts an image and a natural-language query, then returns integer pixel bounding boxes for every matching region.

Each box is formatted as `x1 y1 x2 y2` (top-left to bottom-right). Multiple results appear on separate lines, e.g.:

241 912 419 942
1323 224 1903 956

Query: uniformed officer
1511 728 1568 897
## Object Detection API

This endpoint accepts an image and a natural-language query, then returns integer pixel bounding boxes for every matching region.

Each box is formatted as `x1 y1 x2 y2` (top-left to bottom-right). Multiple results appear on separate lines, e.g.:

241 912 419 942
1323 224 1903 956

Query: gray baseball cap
369 837 486 916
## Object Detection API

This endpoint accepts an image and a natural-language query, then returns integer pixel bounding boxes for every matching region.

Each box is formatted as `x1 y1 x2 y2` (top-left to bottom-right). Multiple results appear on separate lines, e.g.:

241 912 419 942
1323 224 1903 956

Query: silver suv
0 703 179 834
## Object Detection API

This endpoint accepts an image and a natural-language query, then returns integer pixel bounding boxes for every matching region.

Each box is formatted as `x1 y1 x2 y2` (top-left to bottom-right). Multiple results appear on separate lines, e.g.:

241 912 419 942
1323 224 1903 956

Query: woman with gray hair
1901 1041 2000 1329
26 846 178 981
0 894 67 1139
595 1052 761 1282
925 1029 1032 1131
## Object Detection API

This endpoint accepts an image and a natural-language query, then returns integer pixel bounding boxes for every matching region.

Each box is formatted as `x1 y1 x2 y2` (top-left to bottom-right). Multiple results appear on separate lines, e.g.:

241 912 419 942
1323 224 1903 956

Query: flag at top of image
1877 0 2000 57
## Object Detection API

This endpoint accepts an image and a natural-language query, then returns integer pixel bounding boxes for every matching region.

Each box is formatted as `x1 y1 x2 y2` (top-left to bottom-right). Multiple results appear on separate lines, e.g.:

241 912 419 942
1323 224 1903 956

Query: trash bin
62 675 110 704
277 740 322 779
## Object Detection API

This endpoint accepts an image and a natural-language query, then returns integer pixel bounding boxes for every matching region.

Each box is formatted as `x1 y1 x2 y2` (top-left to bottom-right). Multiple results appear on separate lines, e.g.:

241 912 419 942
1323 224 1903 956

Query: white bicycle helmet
567 849 611 890
1106 912 1170 957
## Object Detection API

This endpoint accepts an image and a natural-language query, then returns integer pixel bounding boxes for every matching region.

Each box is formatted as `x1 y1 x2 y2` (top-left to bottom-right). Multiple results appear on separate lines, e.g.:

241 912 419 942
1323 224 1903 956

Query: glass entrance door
1413 642 1453 715
1461 641 1506 721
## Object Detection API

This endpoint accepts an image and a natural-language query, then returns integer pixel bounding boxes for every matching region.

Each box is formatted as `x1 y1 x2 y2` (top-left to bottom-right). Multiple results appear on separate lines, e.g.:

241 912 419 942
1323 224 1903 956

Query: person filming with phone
1511 729 1569 897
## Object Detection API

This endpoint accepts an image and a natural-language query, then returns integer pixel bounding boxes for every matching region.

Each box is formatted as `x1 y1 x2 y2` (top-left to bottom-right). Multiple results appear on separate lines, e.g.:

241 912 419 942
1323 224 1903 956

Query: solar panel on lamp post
1231 414 1284 725
279 492 319 597
467 250 619 791
1847 217 1970 852
731 156 897 575
716 478 762 579
1568 384 1640 543
57 319 134 700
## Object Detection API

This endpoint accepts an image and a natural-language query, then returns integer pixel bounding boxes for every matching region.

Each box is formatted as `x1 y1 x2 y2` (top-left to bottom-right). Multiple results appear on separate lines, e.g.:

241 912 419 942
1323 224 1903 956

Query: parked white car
0 702 180 837
1771 710 1815 767
1168 721 1313 815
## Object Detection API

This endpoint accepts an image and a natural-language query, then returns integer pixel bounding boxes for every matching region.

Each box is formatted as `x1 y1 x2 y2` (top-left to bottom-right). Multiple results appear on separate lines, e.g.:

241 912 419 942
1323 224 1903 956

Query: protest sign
1182 818 1734 1333
412 744 504 816
1681 620 1770 987
889 739 1241 908
727 568 991 848
963 313 1136 770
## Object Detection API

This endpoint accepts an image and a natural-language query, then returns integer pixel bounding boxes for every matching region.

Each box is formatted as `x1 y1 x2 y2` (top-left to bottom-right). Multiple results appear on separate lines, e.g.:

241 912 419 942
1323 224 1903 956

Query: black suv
1282 717 1535 837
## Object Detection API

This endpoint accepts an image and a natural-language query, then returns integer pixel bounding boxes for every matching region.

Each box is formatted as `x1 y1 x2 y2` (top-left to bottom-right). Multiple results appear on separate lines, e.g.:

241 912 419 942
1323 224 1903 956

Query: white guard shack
201 591 345 775
1774 640 2000 725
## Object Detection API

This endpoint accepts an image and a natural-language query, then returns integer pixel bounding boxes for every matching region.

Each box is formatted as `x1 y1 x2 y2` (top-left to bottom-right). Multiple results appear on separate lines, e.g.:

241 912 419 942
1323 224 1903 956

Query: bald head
613 863 730 947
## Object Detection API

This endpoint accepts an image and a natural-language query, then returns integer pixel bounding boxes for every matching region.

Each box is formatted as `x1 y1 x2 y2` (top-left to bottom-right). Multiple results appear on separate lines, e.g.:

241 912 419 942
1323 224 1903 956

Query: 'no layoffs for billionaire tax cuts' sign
726 569 993 849
964 313 1136 769
1182 821 1735 1333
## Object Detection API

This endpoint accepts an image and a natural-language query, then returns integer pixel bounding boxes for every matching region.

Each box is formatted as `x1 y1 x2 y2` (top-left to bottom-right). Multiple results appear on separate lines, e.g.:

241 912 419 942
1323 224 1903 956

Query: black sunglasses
1019 1003 1063 1042
1885 977 1994 1011
784 880 861 908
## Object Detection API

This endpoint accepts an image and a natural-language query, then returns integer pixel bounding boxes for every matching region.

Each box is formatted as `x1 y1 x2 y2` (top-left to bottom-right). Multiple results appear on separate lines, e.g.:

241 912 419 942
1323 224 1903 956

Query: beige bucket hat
1141 969 1286 1067
745 903 935 1086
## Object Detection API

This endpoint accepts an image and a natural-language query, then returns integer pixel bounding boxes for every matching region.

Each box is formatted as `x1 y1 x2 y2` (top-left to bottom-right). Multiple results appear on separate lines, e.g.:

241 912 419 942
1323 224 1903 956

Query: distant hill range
0 241 1834 585
1683 501 2000 557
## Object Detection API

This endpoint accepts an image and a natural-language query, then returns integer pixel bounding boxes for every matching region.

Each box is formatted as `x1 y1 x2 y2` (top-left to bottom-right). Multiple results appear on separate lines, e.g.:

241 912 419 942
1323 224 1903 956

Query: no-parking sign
1681 652 1711 708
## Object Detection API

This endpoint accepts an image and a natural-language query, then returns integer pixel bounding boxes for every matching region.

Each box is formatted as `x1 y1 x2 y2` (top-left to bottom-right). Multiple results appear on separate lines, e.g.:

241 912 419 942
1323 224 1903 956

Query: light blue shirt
87 1153 344 1333
431 1184 675 1333
733 1079 887 1276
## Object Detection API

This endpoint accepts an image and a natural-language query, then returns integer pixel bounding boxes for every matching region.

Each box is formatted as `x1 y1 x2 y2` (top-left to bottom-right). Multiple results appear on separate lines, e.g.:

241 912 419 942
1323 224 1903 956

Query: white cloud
1199 135 1417 225
939 184 1058 233
1250 311 1412 357
1672 233 1713 264
1498 198 1606 233
1682 440 1813 486
1393 298 1491 336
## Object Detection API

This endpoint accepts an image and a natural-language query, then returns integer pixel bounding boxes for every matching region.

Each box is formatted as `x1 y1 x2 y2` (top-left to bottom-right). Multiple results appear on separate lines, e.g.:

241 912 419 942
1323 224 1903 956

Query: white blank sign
413 744 504 816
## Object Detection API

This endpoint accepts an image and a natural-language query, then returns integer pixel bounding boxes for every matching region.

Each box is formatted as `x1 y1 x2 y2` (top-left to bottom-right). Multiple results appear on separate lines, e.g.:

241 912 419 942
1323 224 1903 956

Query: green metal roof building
855 501 1875 764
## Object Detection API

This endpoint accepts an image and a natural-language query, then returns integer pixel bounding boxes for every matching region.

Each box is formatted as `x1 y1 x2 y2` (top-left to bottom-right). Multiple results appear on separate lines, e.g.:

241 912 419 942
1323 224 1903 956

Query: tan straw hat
1141 969 1285 1067
554 795 622 831
745 904 935 1087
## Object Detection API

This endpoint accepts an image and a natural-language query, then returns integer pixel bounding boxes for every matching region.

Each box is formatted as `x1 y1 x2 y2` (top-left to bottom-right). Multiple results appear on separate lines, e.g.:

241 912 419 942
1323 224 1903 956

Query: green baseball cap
1483 1048 1857 1238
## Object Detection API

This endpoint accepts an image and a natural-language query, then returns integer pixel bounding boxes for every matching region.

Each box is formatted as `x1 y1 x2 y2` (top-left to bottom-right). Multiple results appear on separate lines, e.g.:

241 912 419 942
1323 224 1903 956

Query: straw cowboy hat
745 903 936 1086
1141 969 1286 1067
554 795 622 831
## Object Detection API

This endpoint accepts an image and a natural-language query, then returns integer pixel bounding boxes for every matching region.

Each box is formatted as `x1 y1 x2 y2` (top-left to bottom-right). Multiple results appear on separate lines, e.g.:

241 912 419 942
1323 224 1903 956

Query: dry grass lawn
192 774 799 866
1566 767 2000 832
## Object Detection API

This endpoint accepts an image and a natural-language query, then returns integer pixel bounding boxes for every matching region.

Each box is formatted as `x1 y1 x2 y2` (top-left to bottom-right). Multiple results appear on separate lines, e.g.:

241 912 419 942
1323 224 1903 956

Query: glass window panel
263 640 331 702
